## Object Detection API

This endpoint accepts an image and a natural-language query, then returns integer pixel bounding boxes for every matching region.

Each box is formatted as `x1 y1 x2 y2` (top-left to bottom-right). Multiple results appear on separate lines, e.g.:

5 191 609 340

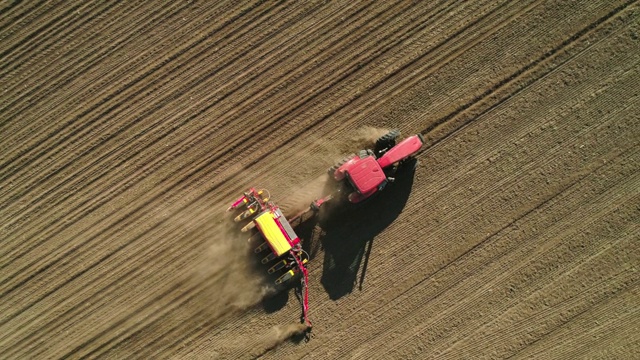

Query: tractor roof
345 155 386 194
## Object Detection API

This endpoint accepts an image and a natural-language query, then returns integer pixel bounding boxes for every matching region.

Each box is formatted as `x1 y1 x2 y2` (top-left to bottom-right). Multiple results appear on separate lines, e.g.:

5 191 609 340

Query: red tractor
228 130 424 329
315 129 424 206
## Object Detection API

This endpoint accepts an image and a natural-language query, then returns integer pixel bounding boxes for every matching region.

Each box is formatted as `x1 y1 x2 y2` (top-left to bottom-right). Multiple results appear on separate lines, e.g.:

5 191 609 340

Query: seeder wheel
275 270 295 285
261 252 277 264
241 221 256 232
268 260 288 274
234 208 254 222
254 242 269 253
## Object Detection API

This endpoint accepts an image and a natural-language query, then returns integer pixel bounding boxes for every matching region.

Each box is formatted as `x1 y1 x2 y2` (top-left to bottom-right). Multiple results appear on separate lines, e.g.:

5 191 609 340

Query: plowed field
1 1 639 359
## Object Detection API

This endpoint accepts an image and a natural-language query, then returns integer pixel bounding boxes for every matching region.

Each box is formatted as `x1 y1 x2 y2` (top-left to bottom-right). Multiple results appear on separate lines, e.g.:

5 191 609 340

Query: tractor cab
342 155 388 203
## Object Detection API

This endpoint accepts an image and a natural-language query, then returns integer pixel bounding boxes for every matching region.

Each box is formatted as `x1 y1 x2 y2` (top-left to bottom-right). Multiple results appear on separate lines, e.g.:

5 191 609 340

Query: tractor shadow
260 158 417 314
316 158 417 300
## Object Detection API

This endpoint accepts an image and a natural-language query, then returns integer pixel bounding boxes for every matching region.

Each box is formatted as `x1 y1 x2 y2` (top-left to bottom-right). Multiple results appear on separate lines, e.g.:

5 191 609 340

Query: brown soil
1 1 638 359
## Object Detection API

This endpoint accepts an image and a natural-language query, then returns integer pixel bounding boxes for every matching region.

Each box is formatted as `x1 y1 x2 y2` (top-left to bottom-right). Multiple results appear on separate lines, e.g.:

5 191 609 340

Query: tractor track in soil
1 0 638 359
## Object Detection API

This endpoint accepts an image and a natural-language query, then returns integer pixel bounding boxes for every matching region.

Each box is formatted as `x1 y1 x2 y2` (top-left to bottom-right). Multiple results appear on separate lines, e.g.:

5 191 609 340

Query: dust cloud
279 126 392 216
250 323 309 356
186 219 314 358
353 125 391 144
341 125 391 153
279 174 330 217
190 224 275 319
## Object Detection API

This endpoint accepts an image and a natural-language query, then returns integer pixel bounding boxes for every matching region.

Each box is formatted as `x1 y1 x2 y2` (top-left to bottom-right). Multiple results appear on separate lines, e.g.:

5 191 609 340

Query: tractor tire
328 154 355 176
375 129 400 155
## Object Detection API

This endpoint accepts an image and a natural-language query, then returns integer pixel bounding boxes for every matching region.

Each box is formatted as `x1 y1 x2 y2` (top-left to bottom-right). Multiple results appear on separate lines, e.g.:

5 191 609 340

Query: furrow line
301 77 639 342
438 236 638 356
0 0 430 312
0 0 408 202
366 99 638 313
0 0 360 278
359 185 639 358
0 0 74 58
0 1 289 233
300 116 638 357
0 0 424 270
81 267 244 359
370 38 640 277
454 277 639 359
0 1 49 33
0 210 217 356
245 47 640 334
0 0 227 162
292 0 634 175
380 2 632 135
0 0 332 209
329 0 545 139
509 287 639 358
50 275 205 359
0 0 410 312
0 1 121 90
0 1 243 138
301 156 629 356
418 94 639 249
0 0 261 177
0 2 106 76
241 0 545 196
54 249 240 359
419 0 639 149
0 1 181 125
206 0 517 200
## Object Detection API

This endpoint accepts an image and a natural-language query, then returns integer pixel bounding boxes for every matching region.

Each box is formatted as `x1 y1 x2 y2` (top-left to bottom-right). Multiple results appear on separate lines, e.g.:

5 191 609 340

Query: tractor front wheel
375 129 400 156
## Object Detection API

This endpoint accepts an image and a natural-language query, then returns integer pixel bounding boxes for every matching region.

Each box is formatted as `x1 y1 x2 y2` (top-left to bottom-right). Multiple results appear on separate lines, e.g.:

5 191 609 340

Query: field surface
1 1 639 359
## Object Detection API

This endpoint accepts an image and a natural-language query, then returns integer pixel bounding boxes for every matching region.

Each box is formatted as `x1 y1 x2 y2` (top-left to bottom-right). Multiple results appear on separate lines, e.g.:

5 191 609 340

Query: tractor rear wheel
328 154 355 176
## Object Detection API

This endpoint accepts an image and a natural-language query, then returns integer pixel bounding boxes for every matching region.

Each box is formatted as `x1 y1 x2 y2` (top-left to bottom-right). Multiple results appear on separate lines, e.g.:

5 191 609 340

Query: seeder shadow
317 158 417 300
